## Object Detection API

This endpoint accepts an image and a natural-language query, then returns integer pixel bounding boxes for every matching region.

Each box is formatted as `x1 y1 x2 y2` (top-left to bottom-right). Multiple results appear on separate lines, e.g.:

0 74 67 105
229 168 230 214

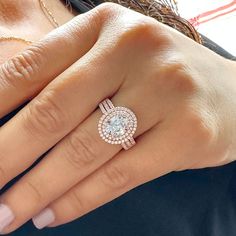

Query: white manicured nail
32 208 55 229
0 204 15 233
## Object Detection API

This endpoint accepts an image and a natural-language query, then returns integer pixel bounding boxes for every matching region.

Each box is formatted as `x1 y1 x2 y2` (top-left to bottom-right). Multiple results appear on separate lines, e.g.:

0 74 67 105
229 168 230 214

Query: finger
0 3 133 188
0 6 99 118
33 121 179 229
0 80 163 232
0 38 124 189
0 1 155 189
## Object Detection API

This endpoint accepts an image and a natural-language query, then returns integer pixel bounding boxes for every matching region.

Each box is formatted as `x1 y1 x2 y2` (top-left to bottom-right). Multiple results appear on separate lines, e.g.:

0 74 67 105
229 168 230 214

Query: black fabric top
1 1 236 236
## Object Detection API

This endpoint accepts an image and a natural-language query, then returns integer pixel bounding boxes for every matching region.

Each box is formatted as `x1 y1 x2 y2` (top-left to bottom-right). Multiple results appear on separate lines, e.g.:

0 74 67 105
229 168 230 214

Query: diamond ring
98 99 137 150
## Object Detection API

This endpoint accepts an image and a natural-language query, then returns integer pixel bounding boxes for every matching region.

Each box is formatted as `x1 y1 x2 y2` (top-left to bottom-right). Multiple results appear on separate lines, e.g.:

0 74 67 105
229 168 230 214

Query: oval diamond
105 115 129 137
98 107 137 144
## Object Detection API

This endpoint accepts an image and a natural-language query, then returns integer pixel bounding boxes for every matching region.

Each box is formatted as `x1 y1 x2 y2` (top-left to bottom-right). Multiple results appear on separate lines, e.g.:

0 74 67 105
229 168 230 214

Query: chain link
0 0 60 45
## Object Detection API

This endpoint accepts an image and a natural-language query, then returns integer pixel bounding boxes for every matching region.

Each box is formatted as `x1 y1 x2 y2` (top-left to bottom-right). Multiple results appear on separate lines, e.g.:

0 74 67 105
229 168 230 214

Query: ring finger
0 83 163 233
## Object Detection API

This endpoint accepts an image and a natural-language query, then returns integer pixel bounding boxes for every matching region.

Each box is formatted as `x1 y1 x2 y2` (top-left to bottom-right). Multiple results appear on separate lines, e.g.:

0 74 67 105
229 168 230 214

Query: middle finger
0 43 124 189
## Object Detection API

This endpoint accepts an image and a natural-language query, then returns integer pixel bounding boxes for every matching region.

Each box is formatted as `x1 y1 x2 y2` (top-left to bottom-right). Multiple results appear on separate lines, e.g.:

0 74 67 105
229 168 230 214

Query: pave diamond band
98 99 137 150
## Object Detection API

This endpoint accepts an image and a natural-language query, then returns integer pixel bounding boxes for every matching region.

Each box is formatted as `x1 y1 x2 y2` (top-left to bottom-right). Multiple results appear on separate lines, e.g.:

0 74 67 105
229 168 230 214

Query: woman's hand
0 2 236 233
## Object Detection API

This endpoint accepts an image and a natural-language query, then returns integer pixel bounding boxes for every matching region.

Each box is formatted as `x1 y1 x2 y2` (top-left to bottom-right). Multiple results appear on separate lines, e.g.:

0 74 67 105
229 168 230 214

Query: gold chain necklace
38 0 59 28
0 0 60 45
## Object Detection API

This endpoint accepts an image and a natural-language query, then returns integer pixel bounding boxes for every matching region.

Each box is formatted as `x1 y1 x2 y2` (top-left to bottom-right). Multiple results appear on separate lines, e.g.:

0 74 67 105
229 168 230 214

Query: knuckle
0 46 43 87
23 90 65 135
122 22 154 44
23 179 43 203
96 2 120 17
65 128 98 170
0 162 7 187
187 111 218 144
94 3 171 55
88 2 120 30
101 163 130 189
154 61 197 95
128 20 161 42
113 16 169 54
68 189 86 214
143 23 173 50
67 10 100 46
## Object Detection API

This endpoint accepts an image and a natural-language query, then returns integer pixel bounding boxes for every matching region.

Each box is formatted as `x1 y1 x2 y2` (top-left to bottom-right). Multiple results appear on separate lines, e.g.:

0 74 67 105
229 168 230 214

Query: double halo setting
98 99 137 150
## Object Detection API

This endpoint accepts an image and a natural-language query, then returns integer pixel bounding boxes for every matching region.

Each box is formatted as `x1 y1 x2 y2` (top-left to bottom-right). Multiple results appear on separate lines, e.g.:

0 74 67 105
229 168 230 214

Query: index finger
0 7 99 118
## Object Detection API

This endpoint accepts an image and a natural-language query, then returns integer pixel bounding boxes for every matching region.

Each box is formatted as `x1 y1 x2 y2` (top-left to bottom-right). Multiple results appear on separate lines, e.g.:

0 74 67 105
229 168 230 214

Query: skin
0 0 236 234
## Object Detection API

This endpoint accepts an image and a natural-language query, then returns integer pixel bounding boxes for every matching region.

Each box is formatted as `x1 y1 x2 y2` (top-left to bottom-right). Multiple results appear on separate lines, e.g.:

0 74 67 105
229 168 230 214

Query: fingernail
32 208 55 229
0 204 15 233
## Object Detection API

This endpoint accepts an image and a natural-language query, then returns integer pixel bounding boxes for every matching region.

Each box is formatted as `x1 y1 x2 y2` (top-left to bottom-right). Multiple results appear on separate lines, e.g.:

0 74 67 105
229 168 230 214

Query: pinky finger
32 122 178 229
